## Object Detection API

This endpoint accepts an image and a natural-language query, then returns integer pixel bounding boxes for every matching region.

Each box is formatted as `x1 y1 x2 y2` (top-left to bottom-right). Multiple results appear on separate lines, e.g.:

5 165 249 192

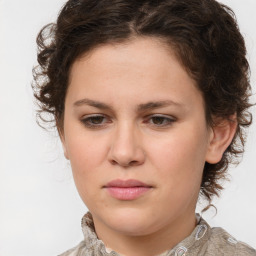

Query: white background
0 0 255 255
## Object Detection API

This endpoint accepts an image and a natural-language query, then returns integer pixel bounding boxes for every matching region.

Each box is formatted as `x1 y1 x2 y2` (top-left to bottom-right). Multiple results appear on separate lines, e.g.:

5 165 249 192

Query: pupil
153 117 164 125
91 116 104 124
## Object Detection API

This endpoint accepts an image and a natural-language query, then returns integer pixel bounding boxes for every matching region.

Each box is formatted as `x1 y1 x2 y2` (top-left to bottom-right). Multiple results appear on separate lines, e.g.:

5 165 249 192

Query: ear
58 128 70 160
206 115 237 164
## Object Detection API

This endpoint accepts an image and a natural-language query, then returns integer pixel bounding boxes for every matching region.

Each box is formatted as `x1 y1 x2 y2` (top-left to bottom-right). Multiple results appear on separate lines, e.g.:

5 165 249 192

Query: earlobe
205 116 237 164
62 143 70 160
58 131 70 160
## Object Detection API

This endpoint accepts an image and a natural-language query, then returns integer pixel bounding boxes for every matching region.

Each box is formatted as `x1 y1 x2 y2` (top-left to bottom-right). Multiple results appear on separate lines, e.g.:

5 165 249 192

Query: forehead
67 37 204 114
72 37 173 76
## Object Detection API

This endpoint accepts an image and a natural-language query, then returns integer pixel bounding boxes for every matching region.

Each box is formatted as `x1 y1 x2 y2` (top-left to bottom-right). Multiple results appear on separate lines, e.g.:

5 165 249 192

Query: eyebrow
73 98 183 112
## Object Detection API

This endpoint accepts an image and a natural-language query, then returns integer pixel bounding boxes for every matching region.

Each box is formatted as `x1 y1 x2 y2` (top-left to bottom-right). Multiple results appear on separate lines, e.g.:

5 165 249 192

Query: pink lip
104 179 153 200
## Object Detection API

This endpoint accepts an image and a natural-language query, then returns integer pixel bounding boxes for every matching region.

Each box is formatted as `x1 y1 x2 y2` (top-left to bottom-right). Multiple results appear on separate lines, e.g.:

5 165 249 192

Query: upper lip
104 179 152 188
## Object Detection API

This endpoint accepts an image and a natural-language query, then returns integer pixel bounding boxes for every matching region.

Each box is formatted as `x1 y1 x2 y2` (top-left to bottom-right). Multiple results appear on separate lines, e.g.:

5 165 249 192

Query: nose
108 123 145 167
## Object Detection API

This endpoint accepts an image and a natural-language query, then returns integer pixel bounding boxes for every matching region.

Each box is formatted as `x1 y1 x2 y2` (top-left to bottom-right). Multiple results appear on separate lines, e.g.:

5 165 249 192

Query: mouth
103 179 153 200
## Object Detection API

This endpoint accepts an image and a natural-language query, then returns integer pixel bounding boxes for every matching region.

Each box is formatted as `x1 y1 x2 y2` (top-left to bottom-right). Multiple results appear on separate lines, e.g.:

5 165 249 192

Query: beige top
59 212 256 256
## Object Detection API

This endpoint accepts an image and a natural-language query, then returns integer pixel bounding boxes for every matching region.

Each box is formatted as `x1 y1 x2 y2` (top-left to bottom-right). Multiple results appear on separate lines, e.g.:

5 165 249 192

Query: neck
93 211 197 256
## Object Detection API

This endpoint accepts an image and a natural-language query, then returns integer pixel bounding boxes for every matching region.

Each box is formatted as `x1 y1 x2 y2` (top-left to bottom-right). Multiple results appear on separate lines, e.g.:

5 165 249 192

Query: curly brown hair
32 0 253 207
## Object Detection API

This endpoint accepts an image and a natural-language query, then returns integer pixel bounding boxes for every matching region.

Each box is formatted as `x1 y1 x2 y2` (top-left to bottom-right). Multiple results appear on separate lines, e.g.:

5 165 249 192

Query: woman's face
62 37 213 238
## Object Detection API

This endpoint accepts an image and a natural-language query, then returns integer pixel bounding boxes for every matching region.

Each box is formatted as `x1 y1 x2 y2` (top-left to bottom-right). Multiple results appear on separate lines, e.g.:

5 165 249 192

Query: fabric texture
59 212 256 256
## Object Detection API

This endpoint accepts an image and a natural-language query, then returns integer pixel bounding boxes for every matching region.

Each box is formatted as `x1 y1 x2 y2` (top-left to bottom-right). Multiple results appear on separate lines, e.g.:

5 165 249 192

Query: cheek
66 129 107 167
66 139 106 208
148 127 207 188
148 134 206 213
65 133 108 192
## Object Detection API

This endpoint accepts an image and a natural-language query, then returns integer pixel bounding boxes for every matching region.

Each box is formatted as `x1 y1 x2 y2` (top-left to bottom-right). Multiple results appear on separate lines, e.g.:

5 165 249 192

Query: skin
61 37 236 256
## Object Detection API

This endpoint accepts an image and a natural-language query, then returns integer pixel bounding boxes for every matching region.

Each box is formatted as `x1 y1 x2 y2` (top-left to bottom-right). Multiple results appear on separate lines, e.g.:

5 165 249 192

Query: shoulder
207 226 256 256
58 240 86 256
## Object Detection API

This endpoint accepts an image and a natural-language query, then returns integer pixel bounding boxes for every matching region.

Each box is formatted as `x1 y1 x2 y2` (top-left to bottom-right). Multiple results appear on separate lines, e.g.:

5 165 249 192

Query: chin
102 207 161 236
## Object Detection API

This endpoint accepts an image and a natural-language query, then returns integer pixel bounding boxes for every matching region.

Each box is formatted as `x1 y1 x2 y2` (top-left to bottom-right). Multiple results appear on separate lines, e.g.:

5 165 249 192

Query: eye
146 115 176 127
81 114 109 128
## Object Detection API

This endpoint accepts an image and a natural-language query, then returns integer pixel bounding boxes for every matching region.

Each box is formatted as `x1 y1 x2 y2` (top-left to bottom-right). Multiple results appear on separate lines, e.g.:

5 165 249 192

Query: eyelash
80 114 176 129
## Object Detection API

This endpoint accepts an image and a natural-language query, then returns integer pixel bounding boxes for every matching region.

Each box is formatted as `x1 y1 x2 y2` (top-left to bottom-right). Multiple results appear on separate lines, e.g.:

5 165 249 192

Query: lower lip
105 187 152 200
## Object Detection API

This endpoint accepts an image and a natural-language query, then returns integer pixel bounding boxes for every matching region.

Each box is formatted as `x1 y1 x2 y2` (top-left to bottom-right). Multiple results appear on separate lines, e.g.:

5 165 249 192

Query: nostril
110 159 118 165
108 145 146 167
130 160 139 166
109 159 138 167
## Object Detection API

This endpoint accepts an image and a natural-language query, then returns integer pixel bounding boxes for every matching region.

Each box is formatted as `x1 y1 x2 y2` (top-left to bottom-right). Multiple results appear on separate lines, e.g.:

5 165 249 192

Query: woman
33 0 255 255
